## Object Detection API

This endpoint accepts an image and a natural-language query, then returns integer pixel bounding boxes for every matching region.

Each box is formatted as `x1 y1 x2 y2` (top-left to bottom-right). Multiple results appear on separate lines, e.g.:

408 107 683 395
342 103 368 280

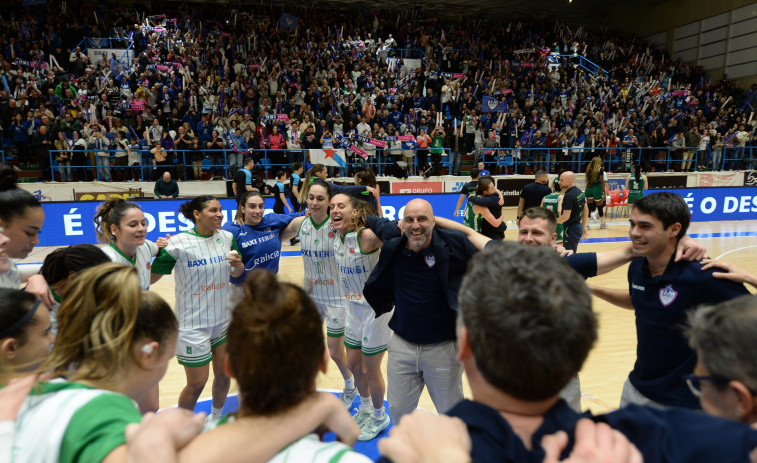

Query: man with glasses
686 293 757 423
591 192 749 409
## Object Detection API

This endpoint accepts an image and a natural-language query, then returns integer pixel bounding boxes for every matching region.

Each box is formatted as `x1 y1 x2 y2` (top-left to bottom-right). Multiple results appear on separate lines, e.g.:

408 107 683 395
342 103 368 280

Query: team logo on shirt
349 247 355 254
216 237 223 245
146 262 151 271
659 285 678 307
314 239 320 246
328 232 335 239
425 254 436 268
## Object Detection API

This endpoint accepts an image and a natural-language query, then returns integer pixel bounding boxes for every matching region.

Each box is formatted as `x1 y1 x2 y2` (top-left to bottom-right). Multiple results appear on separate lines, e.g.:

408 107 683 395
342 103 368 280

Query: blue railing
3 145 754 183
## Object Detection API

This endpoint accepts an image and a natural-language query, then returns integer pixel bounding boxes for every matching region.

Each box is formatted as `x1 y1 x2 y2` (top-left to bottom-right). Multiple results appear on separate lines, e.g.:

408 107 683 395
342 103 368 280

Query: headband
0 299 41 339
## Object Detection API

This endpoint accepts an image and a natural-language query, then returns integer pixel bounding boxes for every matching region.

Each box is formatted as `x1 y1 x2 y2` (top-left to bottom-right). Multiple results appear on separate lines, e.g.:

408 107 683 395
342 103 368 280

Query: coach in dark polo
516 170 551 221
363 198 478 423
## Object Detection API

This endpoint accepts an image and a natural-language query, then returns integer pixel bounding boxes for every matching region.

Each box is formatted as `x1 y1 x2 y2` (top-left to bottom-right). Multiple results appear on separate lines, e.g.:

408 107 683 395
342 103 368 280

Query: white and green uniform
334 230 391 355
152 229 239 366
101 240 159 290
628 176 645 204
299 216 344 336
542 192 564 243
0 259 22 289
152 229 239 329
207 415 371 462
11 379 141 463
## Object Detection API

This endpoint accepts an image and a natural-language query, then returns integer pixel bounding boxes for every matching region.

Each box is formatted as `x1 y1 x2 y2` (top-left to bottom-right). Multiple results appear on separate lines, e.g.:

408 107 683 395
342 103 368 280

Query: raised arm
587 285 633 310
434 216 490 251
280 216 306 242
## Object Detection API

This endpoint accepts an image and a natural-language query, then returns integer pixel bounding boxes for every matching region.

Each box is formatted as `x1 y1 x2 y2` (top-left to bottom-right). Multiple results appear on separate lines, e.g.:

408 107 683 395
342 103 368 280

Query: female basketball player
0 164 52 307
151 195 244 418
585 156 607 229
10 264 177 462
299 180 356 407
330 193 392 441
94 198 169 290
223 190 303 291
179 269 370 461
0 289 54 386
94 199 171 412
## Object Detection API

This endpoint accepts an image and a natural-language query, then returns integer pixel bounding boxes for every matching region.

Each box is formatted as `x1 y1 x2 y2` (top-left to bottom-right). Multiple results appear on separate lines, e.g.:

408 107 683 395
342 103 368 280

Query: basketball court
18 212 757 417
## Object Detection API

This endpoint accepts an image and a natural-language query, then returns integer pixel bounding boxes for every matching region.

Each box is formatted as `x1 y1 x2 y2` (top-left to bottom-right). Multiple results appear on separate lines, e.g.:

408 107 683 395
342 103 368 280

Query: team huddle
3 154 757 462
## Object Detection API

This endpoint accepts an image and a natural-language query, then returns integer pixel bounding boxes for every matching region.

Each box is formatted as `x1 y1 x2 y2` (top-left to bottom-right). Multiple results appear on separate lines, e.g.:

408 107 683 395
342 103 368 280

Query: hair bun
0 163 19 192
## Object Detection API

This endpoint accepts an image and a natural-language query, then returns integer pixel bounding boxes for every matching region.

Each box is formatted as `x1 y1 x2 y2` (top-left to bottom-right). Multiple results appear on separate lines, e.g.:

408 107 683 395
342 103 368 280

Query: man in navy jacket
363 199 477 423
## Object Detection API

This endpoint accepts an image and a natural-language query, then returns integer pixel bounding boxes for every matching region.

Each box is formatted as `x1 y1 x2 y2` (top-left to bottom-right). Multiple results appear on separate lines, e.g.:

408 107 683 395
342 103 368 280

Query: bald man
363 199 479 422
555 171 588 252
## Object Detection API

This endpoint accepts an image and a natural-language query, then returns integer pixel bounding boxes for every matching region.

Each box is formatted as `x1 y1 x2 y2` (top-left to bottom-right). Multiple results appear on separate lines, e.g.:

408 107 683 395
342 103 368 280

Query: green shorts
585 183 605 201
628 193 643 204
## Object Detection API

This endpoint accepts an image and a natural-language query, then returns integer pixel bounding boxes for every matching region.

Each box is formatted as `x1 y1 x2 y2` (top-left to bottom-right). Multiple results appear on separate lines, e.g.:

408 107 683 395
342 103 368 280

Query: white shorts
175 321 229 367
317 300 347 338
344 303 393 356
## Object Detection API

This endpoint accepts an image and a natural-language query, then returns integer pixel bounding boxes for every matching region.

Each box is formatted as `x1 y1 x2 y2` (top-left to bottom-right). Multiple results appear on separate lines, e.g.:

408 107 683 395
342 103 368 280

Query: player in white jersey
0 166 53 307
300 179 357 407
151 195 244 418
180 269 370 462
94 198 169 290
94 198 170 412
330 193 392 441
10 264 179 463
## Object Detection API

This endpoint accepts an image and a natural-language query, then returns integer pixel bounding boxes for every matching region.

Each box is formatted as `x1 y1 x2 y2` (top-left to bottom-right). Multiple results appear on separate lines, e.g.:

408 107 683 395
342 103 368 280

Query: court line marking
715 244 757 260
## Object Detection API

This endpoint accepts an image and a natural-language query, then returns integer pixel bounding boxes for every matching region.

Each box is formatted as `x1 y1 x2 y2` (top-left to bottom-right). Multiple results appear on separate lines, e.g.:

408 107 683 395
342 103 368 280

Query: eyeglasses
684 375 730 397
685 374 757 397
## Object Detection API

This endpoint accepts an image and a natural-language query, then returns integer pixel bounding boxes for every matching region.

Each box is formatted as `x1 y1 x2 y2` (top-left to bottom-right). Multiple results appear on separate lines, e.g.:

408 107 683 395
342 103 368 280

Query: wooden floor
22 211 757 414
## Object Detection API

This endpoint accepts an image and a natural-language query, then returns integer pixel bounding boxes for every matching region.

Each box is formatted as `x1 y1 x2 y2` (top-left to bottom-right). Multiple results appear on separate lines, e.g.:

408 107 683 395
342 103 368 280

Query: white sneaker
358 413 391 441
600 222 608 230
590 211 599 222
353 409 372 428
340 387 358 409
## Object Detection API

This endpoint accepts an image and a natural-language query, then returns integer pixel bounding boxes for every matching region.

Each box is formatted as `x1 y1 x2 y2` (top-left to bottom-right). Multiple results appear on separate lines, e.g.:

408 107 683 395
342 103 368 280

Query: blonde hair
298 163 326 204
40 263 176 381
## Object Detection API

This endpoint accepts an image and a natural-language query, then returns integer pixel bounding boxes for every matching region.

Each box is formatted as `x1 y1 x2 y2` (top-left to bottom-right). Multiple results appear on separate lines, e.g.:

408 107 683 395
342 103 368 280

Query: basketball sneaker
340 387 358 409
353 409 372 428
600 222 608 229
358 413 391 441
590 210 599 223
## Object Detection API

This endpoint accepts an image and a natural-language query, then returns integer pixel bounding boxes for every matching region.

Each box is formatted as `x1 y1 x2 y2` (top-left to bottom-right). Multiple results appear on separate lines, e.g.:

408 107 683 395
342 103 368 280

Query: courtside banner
38 194 467 246
652 187 757 222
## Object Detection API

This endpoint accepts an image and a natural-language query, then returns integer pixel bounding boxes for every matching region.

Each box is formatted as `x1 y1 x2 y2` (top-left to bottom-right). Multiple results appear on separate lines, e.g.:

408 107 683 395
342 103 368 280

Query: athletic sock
372 407 386 420
360 395 372 412
597 204 604 217
211 406 224 419
345 376 355 390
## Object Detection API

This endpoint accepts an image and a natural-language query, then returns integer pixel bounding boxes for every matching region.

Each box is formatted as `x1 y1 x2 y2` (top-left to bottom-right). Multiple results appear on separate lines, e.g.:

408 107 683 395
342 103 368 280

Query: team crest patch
314 239 320 246
349 247 355 254
425 254 436 268
216 237 223 245
328 232 335 239
146 262 151 270
659 285 678 307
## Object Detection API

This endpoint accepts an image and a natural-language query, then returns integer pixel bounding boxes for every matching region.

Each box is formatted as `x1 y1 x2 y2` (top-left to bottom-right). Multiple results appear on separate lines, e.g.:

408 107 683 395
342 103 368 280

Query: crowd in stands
2 0 757 184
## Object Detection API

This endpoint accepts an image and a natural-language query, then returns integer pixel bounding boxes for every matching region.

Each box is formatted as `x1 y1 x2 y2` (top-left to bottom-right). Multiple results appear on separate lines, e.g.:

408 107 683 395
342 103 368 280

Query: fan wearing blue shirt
591 192 749 410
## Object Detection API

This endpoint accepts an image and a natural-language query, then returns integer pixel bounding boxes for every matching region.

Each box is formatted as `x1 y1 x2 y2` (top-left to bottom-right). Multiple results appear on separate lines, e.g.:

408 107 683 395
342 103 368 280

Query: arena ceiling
221 0 662 26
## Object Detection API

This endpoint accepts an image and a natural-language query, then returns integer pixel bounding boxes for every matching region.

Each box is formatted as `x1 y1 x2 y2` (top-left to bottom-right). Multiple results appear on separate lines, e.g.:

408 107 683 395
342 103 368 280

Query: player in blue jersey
222 190 305 292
